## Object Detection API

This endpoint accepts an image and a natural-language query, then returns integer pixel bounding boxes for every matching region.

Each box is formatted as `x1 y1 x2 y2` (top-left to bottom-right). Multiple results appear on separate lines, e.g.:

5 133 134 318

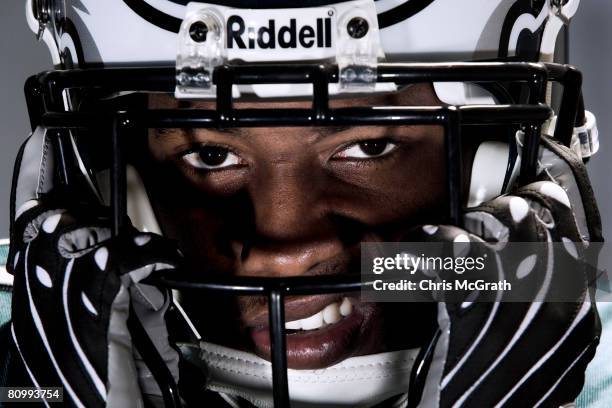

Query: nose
237 160 344 277
239 241 344 277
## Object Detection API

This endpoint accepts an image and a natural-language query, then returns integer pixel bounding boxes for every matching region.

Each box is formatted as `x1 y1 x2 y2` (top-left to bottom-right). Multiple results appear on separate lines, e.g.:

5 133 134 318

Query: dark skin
138 83 445 369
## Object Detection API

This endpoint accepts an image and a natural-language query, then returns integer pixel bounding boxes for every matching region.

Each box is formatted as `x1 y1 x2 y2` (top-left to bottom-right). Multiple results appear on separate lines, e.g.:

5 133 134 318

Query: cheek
386 142 446 213
155 202 240 273
327 135 446 225
135 159 238 269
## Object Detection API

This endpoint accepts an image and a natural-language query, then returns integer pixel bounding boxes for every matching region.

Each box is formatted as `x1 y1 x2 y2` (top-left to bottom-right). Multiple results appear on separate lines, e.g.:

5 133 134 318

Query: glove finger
11 232 122 407
464 194 542 244
9 206 112 275
114 232 182 281
402 224 494 304
108 233 182 401
87 232 183 311
465 181 580 244
13 127 55 221
516 180 582 242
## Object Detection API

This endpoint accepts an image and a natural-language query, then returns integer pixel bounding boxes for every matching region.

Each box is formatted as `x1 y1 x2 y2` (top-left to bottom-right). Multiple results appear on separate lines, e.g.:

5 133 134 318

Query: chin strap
546 111 600 161
196 341 418 408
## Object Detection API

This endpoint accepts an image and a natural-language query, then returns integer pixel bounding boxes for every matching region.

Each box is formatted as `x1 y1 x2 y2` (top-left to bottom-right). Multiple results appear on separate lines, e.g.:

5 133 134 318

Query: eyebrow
313 125 352 141
209 125 354 141
155 125 353 138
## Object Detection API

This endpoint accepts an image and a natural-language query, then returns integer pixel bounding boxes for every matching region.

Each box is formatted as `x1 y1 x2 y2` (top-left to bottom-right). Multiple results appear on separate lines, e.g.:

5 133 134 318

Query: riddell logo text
227 15 333 49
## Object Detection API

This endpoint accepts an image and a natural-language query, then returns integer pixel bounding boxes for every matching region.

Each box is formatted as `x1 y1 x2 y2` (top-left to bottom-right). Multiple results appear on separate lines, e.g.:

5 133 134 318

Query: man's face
139 83 445 369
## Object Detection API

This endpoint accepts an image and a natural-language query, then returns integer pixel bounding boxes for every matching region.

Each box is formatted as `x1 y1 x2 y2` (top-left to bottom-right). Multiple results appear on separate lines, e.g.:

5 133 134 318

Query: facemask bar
25 62 586 408
546 63 584 145
30 61 559 213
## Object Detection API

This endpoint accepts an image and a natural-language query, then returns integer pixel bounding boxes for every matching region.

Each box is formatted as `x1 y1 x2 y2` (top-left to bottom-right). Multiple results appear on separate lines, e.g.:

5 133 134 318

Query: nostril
237 241 345 278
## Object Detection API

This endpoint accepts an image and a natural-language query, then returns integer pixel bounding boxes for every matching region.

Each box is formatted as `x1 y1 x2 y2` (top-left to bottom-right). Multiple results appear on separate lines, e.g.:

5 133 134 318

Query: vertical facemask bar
214 65 326 408
518 70 547 185
111 115 183 407
444 107 463 226
52 129 72 187
407 328 441 408
128 303 183 408
548 64 584 146
268 289 290 407
111 114 128 236
407 101 461 390
312 65 331 122
42 71 73 190
25 75 45 132
216 67 233 121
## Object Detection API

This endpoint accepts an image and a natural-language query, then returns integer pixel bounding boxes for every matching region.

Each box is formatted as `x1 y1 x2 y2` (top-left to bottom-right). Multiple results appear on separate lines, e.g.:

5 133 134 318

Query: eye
333 139 398 160
182 145 243 170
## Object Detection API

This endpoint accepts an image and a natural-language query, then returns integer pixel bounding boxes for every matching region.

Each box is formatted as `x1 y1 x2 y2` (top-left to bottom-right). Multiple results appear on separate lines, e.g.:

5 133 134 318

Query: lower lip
250 304 366 369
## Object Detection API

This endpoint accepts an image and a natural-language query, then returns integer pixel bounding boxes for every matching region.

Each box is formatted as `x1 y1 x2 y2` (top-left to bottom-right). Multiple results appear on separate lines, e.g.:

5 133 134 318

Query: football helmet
19 0 600 406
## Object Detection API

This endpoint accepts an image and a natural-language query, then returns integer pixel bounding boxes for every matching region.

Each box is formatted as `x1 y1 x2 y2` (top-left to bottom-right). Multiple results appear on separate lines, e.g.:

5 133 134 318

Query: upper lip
242 294 346 329
239 253 357 329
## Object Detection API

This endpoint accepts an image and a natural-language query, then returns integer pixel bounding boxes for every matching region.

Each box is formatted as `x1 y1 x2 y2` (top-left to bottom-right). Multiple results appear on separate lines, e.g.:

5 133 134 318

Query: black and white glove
6 127 182 407
412 137 602 408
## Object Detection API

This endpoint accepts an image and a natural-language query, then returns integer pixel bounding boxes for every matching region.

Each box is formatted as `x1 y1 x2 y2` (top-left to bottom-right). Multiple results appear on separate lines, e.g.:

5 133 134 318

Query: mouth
249 296 380 369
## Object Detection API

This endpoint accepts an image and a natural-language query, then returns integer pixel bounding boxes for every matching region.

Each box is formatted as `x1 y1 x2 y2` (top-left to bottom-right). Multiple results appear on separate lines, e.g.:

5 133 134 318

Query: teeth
322 303 341 324
285 320 302 330
285 297 352 331
301 311 324 330
340 297 353 317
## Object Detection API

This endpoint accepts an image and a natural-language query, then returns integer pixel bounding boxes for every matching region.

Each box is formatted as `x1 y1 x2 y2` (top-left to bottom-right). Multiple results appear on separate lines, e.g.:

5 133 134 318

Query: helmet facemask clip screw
189 21 209 43
347 17 369 39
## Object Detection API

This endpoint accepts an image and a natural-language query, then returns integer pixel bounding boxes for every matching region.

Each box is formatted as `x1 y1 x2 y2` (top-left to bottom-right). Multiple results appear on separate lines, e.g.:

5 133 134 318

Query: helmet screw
177 72 191 86
347 17 369 39
189 21 209 43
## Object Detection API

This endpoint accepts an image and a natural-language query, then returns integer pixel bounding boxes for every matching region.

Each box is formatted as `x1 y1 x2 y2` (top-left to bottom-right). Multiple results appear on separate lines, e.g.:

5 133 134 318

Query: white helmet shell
27 0 580 68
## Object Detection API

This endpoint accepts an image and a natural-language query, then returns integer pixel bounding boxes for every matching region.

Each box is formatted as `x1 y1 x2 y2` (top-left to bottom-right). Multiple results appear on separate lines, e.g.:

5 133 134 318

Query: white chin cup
200 341 419 408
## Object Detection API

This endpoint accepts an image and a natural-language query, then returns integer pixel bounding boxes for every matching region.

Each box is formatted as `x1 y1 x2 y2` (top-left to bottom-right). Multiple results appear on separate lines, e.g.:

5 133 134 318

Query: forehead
148 83 440 109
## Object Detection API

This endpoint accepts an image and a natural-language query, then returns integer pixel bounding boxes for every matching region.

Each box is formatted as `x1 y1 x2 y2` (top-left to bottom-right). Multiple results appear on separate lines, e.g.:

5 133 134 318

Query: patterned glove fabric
6 127 181 407
412 138 602 408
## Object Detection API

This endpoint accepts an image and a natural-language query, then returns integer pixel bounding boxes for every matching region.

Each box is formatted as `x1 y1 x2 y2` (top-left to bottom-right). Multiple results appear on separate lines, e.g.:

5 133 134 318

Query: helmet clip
33 0 51 40
32 0 64 41
176 8 226 98
336 6 380 91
